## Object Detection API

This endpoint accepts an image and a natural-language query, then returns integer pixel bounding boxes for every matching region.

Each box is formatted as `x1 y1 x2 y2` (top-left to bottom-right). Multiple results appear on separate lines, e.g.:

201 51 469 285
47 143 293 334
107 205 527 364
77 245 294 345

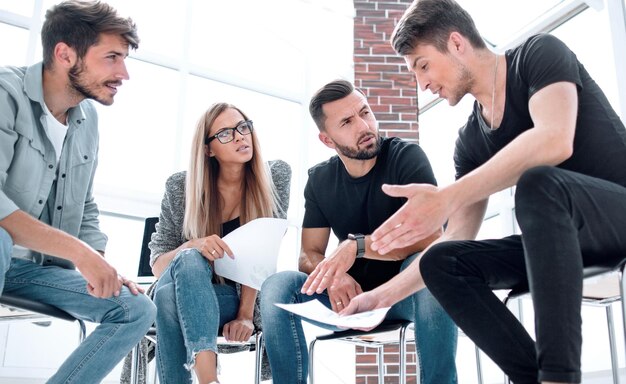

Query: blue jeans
0 227 156 384
153 249 240 384
421 166 626 383
260 254 458 384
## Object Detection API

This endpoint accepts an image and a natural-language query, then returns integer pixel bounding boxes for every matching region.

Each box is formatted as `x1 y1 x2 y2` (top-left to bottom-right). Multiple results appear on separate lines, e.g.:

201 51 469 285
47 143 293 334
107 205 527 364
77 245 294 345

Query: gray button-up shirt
0 62 107 263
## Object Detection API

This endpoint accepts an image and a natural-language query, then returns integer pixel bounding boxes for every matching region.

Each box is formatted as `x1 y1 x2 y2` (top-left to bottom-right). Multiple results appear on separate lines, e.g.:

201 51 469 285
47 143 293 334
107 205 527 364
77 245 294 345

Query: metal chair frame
497 261 626 384
130 217 265 384
0 293 87 346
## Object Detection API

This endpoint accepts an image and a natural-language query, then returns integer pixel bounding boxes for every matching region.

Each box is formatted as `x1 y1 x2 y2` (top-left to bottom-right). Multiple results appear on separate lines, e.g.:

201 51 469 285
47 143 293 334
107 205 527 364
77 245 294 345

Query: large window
0 0 355 281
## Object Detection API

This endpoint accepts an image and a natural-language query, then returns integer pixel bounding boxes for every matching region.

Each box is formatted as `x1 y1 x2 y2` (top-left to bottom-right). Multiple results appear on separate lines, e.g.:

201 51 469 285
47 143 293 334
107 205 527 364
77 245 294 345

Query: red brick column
353 1 420 382
356 344 419 384
354 0 419 142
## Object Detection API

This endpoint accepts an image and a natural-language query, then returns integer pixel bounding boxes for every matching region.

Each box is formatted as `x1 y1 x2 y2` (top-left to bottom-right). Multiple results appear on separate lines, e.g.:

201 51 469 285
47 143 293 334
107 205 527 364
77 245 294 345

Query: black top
303 137 436 291
454 34 626 187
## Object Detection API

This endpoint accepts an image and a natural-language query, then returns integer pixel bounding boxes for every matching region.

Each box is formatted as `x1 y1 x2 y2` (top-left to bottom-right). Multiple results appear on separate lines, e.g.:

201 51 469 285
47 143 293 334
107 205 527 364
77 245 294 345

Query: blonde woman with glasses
149 102 291 384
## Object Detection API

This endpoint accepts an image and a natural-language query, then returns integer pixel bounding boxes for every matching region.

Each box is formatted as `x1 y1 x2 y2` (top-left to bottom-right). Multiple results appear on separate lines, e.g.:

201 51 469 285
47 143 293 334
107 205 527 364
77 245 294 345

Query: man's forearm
0 210 94 264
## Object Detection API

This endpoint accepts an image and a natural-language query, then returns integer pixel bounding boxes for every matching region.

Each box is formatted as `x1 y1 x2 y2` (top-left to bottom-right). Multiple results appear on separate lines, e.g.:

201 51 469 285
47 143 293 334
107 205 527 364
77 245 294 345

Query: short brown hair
42 0 139 67
391 0 486 56
309 80 367 131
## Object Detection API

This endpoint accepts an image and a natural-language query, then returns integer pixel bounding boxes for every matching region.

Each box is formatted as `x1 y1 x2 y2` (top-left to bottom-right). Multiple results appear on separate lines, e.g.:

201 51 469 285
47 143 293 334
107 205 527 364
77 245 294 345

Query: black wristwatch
347 233 366 258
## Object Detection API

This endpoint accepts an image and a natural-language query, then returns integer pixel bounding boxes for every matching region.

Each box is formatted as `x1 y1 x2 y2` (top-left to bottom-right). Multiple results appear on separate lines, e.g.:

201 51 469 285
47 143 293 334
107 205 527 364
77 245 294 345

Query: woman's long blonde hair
183 102 278 240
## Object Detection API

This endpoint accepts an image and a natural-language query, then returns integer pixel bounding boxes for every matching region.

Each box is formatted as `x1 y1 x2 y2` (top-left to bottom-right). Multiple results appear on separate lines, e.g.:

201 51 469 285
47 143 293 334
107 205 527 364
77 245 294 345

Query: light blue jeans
0 227 156 384
153 249 240 384
260 253 458 384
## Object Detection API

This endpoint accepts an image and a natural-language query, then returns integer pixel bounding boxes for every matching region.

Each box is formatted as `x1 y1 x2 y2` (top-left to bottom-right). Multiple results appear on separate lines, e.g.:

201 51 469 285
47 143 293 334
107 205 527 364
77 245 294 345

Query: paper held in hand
275 299 390 329
214 217 288 290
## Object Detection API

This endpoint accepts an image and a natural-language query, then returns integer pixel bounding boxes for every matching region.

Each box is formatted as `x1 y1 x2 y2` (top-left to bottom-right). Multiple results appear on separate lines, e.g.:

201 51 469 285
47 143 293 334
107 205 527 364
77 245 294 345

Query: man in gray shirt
0 1 155 382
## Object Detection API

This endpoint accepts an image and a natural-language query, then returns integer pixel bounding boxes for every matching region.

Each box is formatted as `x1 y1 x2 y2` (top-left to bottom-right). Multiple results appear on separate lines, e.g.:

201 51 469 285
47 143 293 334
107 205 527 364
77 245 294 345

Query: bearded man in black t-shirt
260 79 458 384
341 1 626 384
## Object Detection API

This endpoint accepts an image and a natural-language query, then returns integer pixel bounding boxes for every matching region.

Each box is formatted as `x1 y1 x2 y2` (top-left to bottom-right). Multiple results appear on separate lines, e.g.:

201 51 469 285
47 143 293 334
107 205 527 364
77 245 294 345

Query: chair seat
0 293 77 322
315 319 412 342
507 260 626 300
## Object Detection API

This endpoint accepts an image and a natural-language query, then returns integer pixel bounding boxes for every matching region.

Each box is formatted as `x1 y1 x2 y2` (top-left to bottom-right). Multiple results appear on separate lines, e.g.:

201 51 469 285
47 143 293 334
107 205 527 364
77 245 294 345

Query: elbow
151 259 163 278
553 140 574 165
543 127 574 165
297 254 307 273
297 260 308 273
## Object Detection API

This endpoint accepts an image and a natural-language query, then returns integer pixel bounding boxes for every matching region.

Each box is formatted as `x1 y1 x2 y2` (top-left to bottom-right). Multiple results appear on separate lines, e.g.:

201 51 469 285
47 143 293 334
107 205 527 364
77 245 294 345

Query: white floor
1 327 623 384
0 300 624 383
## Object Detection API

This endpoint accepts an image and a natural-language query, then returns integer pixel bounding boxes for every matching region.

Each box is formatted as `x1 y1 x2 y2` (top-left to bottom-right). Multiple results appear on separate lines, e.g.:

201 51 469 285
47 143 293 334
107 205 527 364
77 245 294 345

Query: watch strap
348 233 366 258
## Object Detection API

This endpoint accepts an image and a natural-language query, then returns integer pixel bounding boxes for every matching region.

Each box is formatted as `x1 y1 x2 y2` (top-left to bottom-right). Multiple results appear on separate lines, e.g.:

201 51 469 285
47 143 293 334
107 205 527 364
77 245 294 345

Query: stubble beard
335 135 382 160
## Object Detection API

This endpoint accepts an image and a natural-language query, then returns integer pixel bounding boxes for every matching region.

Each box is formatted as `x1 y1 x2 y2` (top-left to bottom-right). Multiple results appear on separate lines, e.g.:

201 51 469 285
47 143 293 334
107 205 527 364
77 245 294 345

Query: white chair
500 260 626 383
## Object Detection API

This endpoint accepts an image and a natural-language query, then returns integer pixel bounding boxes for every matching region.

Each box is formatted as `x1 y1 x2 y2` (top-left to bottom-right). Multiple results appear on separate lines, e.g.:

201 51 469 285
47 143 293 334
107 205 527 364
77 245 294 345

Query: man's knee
515 166 563 209
128 292 156 327
139 294 157 324
419 242 455 287
515 166 567 227
106 290 156 328
261 270 304 307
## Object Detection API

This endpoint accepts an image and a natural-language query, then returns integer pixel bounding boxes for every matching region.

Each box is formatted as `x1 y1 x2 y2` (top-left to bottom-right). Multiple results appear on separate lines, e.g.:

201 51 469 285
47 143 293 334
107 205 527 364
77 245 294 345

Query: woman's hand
222 317 254 342
187 235 234 261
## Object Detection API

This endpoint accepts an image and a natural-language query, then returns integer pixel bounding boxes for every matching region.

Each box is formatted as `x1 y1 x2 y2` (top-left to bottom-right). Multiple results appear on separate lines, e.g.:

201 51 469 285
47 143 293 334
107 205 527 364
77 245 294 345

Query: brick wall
354 0 418 142
353 0 420 382
356 344 419 384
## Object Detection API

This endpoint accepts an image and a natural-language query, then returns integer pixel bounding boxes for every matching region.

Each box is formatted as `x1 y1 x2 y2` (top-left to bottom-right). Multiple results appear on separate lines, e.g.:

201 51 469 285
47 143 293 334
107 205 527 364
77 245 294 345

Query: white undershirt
44 107 69 164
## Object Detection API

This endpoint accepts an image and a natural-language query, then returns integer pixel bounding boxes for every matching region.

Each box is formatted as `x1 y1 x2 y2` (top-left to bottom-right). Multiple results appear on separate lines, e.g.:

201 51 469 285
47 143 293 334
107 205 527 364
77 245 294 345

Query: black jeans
421 166 626 383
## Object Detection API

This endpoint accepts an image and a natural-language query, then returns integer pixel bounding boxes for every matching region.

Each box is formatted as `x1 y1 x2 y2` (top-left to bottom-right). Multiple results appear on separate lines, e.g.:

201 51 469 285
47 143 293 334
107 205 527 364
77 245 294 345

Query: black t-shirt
303 137 436 292
454 34 626 186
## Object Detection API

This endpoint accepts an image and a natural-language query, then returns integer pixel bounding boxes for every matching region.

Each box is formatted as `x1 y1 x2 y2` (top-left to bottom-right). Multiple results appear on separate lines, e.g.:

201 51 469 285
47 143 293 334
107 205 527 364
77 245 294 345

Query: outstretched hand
371 184 450 255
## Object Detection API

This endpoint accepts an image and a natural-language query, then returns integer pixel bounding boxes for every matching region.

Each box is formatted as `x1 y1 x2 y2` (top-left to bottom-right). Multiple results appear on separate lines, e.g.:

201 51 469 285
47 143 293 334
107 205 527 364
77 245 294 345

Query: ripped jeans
153 249 239 384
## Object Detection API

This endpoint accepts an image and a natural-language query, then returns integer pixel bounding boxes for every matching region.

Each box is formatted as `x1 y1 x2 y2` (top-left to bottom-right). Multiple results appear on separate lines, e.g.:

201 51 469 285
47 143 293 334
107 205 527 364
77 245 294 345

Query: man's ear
448 32 465 55
54 42 77 69
318 132 335 149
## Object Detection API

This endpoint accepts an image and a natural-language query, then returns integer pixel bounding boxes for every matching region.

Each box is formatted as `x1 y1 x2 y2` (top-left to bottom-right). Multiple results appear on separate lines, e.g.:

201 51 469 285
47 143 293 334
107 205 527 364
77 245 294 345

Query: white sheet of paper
275 299 390 329
214 217 288 290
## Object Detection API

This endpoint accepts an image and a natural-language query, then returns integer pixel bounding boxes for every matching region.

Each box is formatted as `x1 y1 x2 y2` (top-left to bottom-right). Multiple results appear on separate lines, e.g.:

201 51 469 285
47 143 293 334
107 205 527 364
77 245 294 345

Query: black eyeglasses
205 120 254 144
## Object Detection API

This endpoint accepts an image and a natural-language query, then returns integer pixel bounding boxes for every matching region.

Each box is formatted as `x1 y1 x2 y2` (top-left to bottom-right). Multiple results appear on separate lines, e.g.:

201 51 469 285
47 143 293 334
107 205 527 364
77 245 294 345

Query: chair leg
131 342 141 384
475 345 484 384
77 319 86 343
254 332 263 384
399 323 408 384
621 266 626 381
377 346 384 383
606 305 620 384
308 338 318 384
